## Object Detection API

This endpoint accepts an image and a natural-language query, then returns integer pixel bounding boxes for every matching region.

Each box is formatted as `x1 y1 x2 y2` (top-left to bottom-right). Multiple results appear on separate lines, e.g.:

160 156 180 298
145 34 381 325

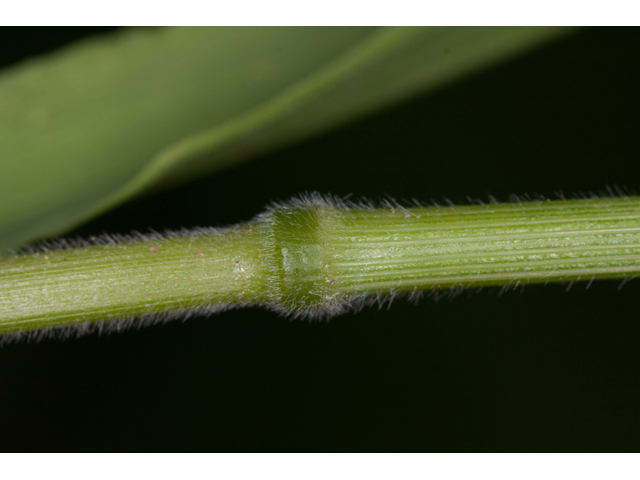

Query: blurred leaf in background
0 26 571 253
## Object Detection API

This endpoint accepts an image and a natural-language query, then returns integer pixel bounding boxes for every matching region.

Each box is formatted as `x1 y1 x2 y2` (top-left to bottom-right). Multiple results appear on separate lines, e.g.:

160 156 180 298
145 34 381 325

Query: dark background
1 27 639 452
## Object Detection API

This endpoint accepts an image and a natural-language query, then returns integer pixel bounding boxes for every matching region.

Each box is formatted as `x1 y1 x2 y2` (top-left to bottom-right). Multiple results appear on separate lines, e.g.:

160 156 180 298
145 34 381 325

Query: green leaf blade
0 27 574 253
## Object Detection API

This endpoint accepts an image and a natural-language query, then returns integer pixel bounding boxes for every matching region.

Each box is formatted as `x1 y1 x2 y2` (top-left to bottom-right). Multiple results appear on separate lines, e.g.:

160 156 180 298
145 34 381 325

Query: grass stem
2 194 640 336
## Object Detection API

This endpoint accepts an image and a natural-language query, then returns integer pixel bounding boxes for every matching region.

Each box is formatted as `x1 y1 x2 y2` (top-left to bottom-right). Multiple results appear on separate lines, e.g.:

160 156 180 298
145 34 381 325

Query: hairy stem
2 194 640 336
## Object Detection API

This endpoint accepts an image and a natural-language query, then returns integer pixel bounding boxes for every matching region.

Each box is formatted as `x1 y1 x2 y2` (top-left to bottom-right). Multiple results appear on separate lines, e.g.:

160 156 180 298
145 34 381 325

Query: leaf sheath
2 195 639 335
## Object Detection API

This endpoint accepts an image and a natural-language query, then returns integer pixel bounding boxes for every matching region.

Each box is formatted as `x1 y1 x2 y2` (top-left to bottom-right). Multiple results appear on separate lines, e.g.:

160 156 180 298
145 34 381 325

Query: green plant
2 193 640 337
6 26 638 339
2 27 639 453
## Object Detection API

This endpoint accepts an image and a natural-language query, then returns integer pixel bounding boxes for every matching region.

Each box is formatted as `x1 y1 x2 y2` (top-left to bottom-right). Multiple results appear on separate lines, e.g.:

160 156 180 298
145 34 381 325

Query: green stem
2 195 640 335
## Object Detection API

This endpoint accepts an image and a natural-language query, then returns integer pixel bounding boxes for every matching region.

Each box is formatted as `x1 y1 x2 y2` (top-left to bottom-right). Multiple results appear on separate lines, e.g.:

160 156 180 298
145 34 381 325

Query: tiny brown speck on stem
196 251 204 257
150 247 158 253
